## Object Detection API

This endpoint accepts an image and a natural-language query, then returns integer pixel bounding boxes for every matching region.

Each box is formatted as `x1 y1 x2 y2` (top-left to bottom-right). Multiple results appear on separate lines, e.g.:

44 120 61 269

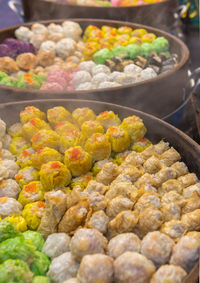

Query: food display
0 103 199 282
45 0 165 7
0 21 178 91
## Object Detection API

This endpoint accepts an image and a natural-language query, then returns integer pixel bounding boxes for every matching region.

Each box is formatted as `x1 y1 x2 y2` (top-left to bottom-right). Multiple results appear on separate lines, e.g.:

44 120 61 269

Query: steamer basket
0 19 190 120
0 98 199 283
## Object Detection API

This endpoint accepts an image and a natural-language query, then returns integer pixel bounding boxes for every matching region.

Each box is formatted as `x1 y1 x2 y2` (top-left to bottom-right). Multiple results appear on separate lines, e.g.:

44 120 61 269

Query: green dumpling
93 48 113 64
30 251 50 276
23 230 45 251
0 220 20 243
33 276 50 283
141 43 154 57
0 259 33 283
112 46 128 59
0 236 35 264
126 44 141 59
152 37 169 53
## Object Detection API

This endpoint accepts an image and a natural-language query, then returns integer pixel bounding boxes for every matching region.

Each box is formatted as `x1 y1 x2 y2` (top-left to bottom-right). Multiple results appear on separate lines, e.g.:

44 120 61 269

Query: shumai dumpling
40 161 71 191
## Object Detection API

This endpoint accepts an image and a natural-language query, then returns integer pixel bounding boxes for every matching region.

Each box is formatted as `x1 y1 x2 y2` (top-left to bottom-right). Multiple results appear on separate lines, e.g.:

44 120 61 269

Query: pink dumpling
46 76 68 88
137 0 146 5
40 82 65 91
111 0 122 6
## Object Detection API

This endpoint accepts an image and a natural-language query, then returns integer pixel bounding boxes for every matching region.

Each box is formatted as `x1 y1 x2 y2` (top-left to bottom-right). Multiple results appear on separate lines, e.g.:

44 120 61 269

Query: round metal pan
0 98 199 283
0 19 190 120
21 0 179 31
0 98 199 175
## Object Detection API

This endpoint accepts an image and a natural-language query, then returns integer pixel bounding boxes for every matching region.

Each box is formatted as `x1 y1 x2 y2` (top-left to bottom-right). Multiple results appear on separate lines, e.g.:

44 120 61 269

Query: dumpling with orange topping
120 115 147 142
18 181 44 206
96 111 121 131
31 129 60 150
39 161 71 191
54 121 79 136
85 133 111 161
22 118 51 141
59 130 81 154
78 120 104 146
15 166 39 188
64 146 92 177
20 106 46 124
22 201 45 230
72 108 96 127
106 126 130 153
70 172 93 190
81 120 104 137
16 148 35 168
47 106 73 127
132 138 152 152
9 137 31 156
31 147 62 170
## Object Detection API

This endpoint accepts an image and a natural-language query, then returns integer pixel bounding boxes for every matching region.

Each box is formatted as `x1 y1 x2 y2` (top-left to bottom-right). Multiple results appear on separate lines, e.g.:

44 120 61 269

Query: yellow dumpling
59 130 80 154
18 181 44 206
54 121 79 136
47 106 73 127
39 161 72 191
70 172 93 190
16 148 35 168
120 115 147 142
22 201 45 230
64 146 92 177
106 126 130 153
22 118 51 141
9 137 31 156
31 129 60 150
20 106 46 124
8 123 23 138
96 110 121 131
132 138 152 152
4 214 27 232
31 147 62 170
85 133 111 161
72 108 96 127
78 120 104 146
15 166 39 188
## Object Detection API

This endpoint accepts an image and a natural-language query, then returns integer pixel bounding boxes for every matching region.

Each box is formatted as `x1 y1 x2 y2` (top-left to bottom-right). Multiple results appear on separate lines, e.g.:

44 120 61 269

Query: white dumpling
0 160 19 178
0 179 21 199
79 61 96 74
0 197 22 218
15 26 33 42
47 252 79 283
72 71 92 88
42 233 71 259
56 38 76 58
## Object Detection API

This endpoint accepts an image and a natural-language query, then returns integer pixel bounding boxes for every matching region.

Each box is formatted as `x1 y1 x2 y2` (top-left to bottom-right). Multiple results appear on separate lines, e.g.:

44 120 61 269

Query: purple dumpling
3 38 21 51
0 44 13 58
18 42 36 55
